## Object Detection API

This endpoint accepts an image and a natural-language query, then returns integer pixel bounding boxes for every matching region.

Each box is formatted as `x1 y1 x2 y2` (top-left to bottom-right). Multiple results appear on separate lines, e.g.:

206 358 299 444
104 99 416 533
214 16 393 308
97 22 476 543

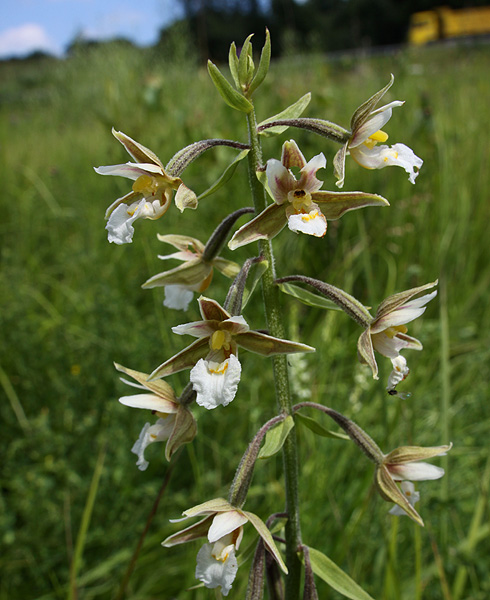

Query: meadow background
1 36 489 599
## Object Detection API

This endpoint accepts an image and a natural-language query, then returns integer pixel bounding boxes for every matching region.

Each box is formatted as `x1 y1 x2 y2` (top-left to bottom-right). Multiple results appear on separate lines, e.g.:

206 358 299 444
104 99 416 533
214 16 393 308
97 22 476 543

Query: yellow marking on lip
209 362 229 375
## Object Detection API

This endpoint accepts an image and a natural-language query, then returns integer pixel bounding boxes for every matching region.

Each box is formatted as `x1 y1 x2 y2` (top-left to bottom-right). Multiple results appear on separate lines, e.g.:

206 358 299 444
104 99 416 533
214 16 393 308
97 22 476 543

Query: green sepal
374 280 438 321
375 466 424 526
248 28 271 96
301 546 376 600
242 510 288 574
277 282 342 312
238 34 255 90
112 128 164 167
314 190 389 220
257 93 311 137
295 412 349 441
207 60 253 113
197 149 250 201
350 74 394 131
161 515 214 547
228 42 240 88
149 337 209 380
142 259 212 289
236 331 315 357
228 203 287 250
214 257 241 279
114 363 177 402
184 497 234 517
258 416 295 459
165 404 197 461
385 444 451 465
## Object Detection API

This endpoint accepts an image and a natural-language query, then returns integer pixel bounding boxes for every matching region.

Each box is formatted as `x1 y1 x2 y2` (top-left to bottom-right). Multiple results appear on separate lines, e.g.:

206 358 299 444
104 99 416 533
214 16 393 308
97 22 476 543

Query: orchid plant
95 31 450 598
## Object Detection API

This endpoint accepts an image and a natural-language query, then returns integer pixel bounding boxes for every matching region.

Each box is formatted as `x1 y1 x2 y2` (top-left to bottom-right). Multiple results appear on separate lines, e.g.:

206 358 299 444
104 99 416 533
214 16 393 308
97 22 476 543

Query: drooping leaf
197 149 250 201
303 546 377 600
295 412 349 441
207 60 253 113
277 282 343 311
258 416 295 459
258 93 311 137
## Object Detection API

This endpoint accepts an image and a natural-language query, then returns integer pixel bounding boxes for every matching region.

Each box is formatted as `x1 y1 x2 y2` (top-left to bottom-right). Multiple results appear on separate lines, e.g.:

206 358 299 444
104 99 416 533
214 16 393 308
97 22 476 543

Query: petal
350 143 423 184
350 101 403 147
162 515 214 547
163 285 194 311
333 143 348 188
118 393 178 413
371 332 407 359
266 159 295 204
287 209 327 237
375 281 438 320
114 363 177 400
174 183 198 212
198 296 232 322
208 511 248 543
143 260 212 289
386 355 409 390
156 233 205 254
171 320 215 338
372 291 437 331
296 153 326 193
195 543 238 596
228 203 288 250
388 462 445 481
131 417 176 471
105 201 141 244
375 466 424 526
190 355 242 409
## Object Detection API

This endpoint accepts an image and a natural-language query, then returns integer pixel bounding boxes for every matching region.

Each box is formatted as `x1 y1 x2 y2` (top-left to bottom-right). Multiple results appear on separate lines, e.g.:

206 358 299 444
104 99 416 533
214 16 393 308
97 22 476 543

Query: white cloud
0 23 62 58
80 9 147 43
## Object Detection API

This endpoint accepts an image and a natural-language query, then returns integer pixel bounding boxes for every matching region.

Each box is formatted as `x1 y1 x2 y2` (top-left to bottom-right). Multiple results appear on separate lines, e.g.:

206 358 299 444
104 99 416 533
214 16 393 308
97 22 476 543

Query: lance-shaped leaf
258 93 312 137
228 42 240 88
295 412 349 441
248 28 271 96
276 276 373 326
258 416 295 459
197 149 250 201
208 60 253 113
304 546 376 600
238 34 255 89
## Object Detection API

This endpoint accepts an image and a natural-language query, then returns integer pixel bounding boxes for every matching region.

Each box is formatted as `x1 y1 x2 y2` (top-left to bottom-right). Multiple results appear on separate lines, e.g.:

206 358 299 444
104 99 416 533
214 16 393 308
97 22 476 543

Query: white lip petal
164 285 194 311
208 511 248 543
386 355 409 390
190 355 242 410
131 417 176 471
389 462 445 481
195 543 238 596
287 210 327 237
105 201 141 244
371 332 407 359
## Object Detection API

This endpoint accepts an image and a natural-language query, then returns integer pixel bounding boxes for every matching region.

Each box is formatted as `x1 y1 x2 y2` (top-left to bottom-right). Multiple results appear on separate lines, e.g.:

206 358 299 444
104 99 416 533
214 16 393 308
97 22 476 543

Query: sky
0 0 184 59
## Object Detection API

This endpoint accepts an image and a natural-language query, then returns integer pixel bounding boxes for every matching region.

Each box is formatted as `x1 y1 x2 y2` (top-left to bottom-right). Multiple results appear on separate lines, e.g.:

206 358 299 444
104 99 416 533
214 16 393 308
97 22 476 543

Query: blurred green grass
1 40 489 599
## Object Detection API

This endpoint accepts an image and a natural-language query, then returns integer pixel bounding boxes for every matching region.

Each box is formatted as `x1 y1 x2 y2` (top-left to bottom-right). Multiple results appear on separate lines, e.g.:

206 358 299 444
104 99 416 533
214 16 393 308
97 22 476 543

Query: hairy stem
246 106 302 600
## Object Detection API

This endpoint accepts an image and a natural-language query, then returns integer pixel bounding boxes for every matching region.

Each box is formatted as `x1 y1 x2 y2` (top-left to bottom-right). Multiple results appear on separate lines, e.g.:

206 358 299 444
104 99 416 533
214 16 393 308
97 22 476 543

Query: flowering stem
245 105 302 600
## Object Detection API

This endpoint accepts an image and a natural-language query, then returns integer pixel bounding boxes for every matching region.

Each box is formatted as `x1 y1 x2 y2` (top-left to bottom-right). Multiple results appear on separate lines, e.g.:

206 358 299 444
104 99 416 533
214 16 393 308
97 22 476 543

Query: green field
1 38 489 599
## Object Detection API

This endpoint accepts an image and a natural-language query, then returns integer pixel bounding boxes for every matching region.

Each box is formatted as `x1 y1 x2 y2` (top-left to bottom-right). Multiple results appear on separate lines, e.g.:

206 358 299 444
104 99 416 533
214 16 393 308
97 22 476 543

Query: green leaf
207 61 253 113
278 282 343 311
242 258 269 308
197 149 250 201
228 42 240 88
295 412 349 441
303 546 377 600
248 28 271 96
238 34 254 89
258 416 295 459
258 93 311 137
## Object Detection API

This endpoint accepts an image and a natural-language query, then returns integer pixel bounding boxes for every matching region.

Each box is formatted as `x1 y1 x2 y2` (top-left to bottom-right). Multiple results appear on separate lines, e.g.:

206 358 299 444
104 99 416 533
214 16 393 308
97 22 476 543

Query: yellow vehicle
408 6 490 45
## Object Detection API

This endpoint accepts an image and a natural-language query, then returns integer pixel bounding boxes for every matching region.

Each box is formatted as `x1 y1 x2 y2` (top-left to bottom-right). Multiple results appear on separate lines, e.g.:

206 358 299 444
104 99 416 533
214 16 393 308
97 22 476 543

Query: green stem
246 106 302 600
